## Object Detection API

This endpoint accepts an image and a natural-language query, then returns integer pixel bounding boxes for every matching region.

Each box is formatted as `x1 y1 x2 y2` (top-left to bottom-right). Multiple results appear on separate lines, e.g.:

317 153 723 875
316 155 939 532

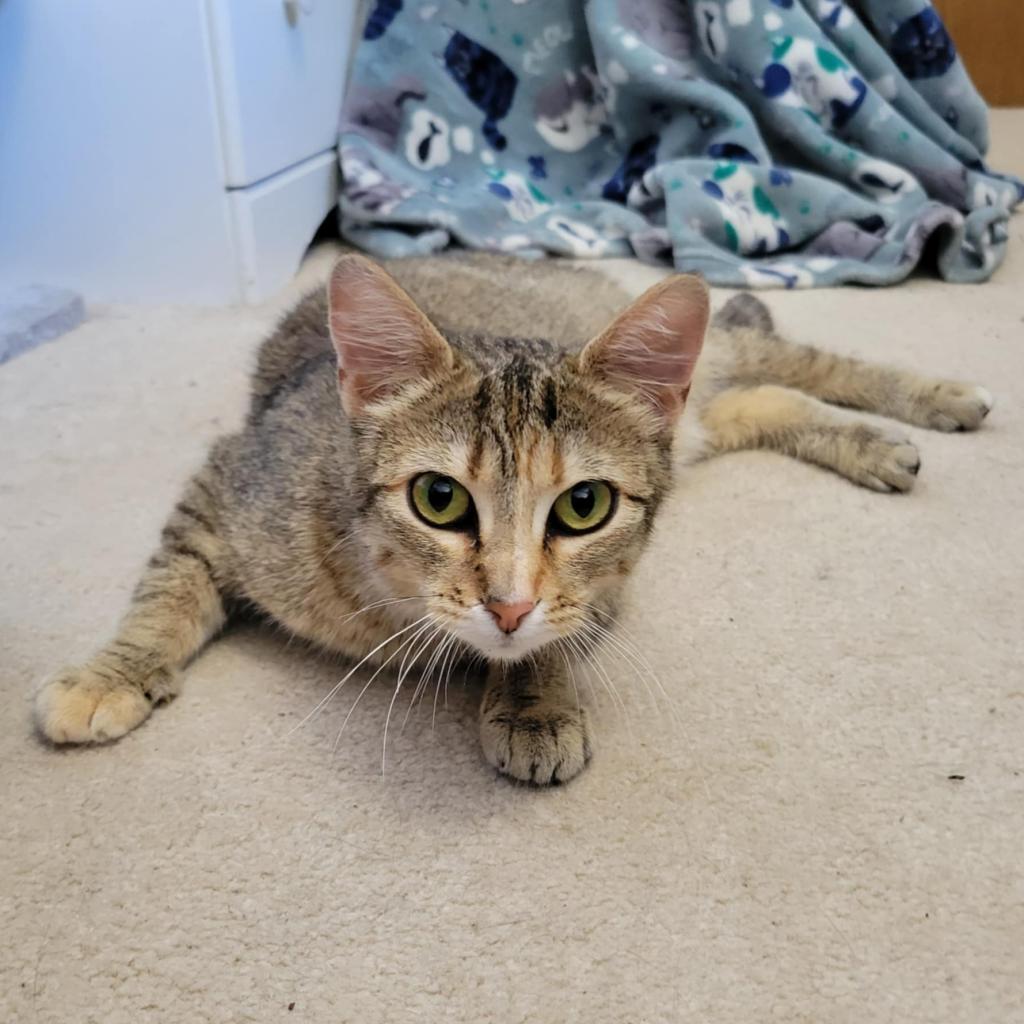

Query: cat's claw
480 703 591 785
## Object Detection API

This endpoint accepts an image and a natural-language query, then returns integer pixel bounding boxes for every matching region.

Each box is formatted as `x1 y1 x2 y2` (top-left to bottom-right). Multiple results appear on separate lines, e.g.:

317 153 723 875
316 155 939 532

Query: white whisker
561 631 628 727
556 643 583 716
586 618 684 728
286 614 432 736
574 608 718 825
404 627 452 727
380 619 441 771
433 635 463 730
579 619 662 718
337 594 424 626
331 618 435 754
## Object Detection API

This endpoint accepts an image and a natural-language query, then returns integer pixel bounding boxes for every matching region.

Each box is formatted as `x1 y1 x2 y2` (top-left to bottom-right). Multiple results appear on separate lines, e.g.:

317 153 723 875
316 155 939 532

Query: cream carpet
3 113 1023 1023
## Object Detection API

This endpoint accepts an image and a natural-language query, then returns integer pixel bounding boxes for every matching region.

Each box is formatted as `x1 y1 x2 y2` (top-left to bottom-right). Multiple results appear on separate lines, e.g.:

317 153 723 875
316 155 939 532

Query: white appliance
0 1 361 304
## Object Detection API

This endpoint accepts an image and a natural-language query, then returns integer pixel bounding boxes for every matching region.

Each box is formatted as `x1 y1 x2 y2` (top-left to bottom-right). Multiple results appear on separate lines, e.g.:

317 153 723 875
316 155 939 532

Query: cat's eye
410 473 473 529
550 481 615 535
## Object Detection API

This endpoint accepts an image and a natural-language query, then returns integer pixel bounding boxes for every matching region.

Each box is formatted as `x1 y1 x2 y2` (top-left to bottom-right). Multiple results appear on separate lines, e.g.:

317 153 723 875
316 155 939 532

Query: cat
34 254 993 784
442 31 518 152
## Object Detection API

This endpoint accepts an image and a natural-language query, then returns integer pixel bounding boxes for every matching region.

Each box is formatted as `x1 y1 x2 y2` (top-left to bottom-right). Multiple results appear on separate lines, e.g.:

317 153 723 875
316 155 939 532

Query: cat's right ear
327 255 454 416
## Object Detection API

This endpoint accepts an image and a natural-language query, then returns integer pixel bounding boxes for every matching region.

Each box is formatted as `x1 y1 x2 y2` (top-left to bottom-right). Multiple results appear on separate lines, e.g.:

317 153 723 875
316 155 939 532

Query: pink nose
485 599 536 634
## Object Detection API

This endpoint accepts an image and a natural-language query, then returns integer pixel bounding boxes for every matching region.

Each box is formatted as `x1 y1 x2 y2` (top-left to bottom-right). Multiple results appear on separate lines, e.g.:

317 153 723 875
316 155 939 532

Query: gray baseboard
0 285 85 365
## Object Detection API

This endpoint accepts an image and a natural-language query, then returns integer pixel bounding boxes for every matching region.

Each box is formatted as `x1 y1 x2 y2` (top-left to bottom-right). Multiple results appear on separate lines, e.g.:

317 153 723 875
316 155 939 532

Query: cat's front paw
34 662 171 744
915 382 994 432
480 700 592 785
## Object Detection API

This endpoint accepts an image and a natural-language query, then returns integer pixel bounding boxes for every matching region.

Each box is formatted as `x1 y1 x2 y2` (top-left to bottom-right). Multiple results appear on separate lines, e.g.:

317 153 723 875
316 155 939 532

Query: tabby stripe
542 378 559 427
160 524 191 546
109 639 149 656
162 542 217 577
174 502 215 532
359 484 384 515
622 492 652 506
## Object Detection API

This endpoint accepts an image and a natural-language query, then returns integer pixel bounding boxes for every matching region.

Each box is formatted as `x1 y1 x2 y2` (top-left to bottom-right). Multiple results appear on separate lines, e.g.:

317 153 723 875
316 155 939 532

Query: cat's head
328 256 708 662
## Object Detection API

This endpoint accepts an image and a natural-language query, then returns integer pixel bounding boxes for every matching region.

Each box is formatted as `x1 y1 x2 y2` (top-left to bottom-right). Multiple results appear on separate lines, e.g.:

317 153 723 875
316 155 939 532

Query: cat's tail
712 293 774 335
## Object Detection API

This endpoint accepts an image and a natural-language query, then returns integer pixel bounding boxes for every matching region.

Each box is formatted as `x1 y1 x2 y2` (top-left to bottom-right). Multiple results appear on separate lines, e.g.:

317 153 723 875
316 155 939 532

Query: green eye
410 473 473 528
551 481 614 534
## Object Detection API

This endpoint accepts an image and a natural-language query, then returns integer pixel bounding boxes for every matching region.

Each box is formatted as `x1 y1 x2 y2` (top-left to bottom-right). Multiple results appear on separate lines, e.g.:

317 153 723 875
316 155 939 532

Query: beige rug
3 112 1023 1023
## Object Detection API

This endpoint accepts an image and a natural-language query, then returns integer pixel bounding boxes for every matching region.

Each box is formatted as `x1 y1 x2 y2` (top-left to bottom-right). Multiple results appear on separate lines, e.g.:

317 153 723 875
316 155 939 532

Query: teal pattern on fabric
338 0 1022 288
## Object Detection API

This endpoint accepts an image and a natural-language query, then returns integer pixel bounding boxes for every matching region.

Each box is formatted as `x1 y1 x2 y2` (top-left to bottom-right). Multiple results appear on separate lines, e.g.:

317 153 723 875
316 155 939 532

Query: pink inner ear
327 255 451 413
582 274 709 422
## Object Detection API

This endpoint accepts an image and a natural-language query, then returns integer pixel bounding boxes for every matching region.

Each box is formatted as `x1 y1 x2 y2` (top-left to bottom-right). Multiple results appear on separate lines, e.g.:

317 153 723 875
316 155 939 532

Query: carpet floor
2 112 1022 1024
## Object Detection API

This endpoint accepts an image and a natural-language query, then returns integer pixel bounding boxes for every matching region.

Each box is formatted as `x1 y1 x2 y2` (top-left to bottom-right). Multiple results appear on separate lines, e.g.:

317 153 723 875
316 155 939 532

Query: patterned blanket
339 0 1022 288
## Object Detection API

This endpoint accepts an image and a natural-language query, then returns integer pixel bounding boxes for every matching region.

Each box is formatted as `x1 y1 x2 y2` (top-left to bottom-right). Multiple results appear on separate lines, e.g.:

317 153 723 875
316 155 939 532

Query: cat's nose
485 599 536 634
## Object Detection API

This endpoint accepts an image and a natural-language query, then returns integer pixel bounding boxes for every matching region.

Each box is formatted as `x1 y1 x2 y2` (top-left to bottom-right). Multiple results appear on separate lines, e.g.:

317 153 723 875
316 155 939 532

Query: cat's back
247 253 633 419
248 288 333 420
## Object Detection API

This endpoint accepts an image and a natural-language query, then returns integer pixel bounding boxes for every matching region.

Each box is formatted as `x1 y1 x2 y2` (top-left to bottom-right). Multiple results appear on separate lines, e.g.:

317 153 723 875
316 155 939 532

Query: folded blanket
338 0 1022 288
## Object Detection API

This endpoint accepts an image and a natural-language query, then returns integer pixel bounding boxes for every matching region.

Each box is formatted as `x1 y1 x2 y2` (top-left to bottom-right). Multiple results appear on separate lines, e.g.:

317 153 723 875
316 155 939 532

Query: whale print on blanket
890 8 958 81
362 0 403 41
443 32 518 152
761 37 867 131
534 67 609 153
338 0 1022 288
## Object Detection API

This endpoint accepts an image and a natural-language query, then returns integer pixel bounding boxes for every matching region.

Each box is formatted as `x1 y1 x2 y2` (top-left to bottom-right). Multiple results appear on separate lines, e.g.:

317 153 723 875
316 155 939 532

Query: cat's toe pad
480 704 591 785
34 665 159 744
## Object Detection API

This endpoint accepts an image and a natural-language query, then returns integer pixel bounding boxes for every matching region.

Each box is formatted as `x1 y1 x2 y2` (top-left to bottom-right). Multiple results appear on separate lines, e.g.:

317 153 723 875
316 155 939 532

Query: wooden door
934 0 1024 105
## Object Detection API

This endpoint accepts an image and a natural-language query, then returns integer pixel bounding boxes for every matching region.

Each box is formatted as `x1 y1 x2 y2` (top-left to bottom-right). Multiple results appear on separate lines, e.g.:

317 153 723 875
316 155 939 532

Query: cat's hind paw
480 701 592 785
916 383 994 432
844 430 921 493
34 663 170 744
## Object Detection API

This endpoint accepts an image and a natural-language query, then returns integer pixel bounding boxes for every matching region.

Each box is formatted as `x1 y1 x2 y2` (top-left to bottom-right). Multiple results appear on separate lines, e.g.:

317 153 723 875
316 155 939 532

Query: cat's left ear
327 254 454 416
579 274 709 425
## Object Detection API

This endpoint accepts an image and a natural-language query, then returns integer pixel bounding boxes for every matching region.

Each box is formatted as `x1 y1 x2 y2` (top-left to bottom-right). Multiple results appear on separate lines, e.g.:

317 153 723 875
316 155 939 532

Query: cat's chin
460 630 553 664
476 639 551 664
452 603 557 663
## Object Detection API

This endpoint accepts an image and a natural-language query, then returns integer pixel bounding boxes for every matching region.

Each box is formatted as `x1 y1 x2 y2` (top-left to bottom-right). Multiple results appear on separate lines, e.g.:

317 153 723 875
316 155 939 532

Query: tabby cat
35 254 993 784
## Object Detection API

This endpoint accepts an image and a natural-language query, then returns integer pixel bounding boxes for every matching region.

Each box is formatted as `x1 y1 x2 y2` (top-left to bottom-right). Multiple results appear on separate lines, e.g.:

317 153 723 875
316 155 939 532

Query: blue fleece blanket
338 0 1022 288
